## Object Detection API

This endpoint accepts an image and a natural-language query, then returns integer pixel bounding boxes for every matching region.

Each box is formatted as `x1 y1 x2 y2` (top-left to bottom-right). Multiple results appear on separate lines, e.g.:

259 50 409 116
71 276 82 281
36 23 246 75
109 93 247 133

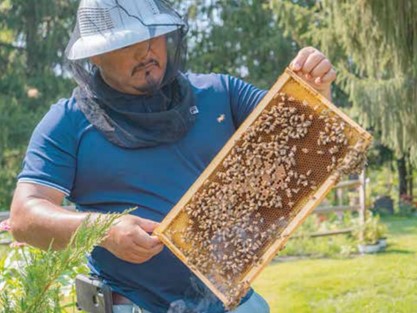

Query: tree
178 0 295 89
0 0 78 209
271 0 417 198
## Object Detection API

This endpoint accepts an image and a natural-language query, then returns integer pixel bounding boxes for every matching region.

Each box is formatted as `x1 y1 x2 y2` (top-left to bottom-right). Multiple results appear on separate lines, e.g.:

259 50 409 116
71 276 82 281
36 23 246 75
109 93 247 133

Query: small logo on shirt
190 106 199 115
217 114 226 123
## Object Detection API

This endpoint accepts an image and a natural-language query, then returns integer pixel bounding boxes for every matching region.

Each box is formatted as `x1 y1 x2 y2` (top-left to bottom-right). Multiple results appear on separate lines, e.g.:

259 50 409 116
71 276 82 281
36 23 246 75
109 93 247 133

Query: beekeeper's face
90 35 168 95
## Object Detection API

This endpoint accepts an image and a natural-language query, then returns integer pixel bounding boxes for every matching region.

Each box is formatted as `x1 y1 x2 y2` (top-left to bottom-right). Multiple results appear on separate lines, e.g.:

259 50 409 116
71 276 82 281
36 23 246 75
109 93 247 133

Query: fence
304 171 367 238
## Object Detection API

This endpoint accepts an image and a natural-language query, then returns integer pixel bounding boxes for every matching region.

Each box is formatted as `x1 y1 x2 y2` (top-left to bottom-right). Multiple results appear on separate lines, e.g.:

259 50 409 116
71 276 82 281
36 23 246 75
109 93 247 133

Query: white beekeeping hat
66 0 187 60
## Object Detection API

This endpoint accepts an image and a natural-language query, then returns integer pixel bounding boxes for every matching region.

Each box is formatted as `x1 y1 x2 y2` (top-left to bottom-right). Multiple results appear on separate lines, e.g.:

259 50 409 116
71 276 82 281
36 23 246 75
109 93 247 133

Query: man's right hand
100 214 164 264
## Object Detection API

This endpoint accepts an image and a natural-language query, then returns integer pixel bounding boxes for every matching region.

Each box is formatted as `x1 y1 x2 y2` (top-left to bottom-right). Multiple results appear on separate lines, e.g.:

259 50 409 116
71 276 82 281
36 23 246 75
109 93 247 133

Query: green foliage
0 0 78 210
367 165 396 205
280 213 358 258
280 231 357 258
353 212 388 244
281 211 390 256
181 0 295 89
270 0 417 163
367 164 417 214
397 196 417 216
0 212 124 313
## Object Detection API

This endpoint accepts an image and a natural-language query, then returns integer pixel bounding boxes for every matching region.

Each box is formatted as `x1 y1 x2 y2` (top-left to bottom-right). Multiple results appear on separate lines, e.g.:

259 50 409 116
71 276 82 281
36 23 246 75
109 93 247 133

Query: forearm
10 187 101 250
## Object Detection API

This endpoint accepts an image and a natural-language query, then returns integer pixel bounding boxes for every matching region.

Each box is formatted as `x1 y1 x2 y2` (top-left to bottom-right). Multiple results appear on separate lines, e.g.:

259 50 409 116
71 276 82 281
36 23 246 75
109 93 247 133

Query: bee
217 114 226 123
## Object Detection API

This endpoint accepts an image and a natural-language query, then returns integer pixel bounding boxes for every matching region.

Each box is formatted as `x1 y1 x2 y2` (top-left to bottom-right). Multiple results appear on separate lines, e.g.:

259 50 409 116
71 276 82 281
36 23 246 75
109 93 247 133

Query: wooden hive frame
154 68 372 308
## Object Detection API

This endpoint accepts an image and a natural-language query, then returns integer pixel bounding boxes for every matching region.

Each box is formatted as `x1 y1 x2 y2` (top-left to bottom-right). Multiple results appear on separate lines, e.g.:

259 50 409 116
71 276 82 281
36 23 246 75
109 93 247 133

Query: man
10 0 336 312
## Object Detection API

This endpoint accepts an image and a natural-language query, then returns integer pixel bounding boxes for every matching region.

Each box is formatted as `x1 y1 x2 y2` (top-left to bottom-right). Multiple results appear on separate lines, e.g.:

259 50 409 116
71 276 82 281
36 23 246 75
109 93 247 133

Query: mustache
131 59 159 76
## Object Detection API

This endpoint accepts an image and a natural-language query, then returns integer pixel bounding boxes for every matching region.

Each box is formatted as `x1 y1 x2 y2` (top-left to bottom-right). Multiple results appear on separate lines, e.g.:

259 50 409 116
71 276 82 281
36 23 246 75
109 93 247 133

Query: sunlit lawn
254 216 417 313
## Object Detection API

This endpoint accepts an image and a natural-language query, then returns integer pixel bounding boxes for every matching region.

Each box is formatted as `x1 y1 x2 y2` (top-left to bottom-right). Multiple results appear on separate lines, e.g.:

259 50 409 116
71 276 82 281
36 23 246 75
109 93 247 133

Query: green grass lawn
253 216 417 313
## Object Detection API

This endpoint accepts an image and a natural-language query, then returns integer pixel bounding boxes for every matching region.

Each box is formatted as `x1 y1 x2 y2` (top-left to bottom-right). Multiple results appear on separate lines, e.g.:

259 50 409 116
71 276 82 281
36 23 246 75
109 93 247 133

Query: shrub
0 212 127 313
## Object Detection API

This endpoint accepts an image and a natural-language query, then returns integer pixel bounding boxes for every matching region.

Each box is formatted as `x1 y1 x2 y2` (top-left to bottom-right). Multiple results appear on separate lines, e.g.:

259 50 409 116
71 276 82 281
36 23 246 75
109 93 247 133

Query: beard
133 70 163 95
132 59 166 95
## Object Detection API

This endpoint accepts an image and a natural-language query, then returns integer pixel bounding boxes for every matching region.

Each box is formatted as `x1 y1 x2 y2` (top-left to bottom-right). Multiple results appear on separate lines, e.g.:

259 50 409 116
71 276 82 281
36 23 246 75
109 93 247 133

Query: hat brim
67 14 183 60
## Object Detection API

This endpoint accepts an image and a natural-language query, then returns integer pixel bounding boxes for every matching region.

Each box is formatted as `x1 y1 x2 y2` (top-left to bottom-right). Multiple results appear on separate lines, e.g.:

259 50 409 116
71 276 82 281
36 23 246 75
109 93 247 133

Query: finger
124 251 154 264
130 240 164 258
148 241 164 255
115 239 162 262
127 253 157 264
316 67 337 84
302 51 326 75
133 226 162 249
290 47 317 71
135 216 160 233
310 59 332 79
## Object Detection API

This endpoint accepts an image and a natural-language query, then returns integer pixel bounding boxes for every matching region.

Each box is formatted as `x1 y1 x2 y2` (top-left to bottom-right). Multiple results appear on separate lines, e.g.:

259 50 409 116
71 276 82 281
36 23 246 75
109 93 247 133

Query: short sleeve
225 75 267 127
18 99 78 196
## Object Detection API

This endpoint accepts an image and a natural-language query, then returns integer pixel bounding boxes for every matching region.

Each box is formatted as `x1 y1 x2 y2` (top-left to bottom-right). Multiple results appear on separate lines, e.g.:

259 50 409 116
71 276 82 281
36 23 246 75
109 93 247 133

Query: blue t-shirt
18 73 267 312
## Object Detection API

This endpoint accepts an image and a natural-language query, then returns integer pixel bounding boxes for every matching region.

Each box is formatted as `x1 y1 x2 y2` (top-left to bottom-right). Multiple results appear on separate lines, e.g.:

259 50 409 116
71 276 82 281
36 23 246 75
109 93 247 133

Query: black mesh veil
63 0 197 149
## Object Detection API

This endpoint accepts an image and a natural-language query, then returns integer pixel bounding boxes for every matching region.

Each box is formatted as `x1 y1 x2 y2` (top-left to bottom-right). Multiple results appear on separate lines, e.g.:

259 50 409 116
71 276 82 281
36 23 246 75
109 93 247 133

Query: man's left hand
290 47 336 100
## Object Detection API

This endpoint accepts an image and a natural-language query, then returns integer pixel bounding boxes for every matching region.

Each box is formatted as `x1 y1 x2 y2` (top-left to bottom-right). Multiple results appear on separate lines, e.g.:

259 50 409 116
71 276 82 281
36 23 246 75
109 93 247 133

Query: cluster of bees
169 93 366 308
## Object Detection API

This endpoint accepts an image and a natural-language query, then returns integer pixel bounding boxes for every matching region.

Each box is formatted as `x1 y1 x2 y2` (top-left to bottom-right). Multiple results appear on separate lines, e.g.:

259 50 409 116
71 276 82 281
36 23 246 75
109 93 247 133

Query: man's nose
133 41 151 60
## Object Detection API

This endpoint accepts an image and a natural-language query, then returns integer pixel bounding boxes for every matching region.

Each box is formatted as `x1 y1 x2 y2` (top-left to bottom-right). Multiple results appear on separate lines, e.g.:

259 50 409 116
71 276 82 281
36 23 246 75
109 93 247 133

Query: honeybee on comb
155 68 372 310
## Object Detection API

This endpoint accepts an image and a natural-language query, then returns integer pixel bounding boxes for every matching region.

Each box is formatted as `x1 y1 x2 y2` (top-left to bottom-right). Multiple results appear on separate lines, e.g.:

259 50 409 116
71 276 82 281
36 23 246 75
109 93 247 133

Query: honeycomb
154 68 372 309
